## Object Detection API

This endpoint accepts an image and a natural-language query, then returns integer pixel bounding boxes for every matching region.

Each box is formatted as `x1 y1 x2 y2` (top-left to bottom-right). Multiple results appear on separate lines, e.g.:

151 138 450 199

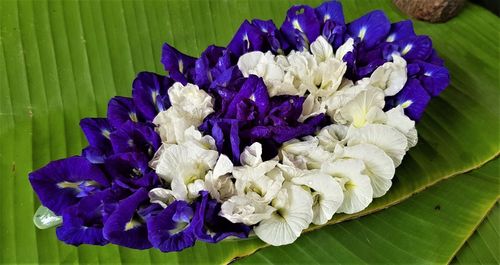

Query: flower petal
132 72 173 121
347 10 390 49
161 43 196 83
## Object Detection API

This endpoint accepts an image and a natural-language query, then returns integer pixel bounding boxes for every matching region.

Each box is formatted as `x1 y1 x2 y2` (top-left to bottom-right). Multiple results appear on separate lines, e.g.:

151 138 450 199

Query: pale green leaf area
0 0 498 264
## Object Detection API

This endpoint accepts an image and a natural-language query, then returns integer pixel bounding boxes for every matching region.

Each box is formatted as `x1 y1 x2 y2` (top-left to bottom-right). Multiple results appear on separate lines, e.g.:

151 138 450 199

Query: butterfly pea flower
161 43 196 84
252 19 290 54
107 96 143 128
29 156 110 215
387 78 432 121
103 188 152 249
335 87 387 128
321 159 373 214
80 118 114 163
204 154 236 202
194 45 227 88
109 121 161 158
315 1 346 49
193 191 251 243
316 124 349 152
357 54 408 96
56 189 114 246
347 124 408 167
347 10 390 50
147 200 197 252
385 105 418 150
415 61 450 96
132 72 173 122
154 82 214 144
281 5 321 51
278 164 344 225
253 182 313 246
339 144 396 198
104 152 159 191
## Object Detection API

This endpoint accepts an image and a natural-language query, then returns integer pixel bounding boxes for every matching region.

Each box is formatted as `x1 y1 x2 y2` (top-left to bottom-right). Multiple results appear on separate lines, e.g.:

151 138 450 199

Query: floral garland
29 1 450 251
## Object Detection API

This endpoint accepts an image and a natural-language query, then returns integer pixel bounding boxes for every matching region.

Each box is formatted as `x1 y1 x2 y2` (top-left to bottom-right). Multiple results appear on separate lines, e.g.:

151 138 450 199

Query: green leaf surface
0 0 498 264
452 203 500 265
238 159 499 264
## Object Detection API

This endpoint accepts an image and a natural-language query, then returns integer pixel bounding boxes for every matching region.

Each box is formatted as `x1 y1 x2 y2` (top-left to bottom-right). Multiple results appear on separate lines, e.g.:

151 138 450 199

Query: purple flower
415 61 450 96
29 156 109 215
147 200 197 252
347 10 390 50
103 188 152 249
315 1 346 49
281 5 321 50
132 72 173 122
194 45 227 88
387 78 431 120
109 121 161 158
193 191 250 243
80 118 114 162
107 96 142 128
227 20 267 57
161 43 196 84
56 189 112 246
104 152 160 191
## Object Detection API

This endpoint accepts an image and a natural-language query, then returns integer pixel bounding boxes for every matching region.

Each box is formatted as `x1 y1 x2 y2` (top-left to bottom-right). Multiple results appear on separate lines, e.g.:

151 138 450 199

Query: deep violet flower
29 156 110 215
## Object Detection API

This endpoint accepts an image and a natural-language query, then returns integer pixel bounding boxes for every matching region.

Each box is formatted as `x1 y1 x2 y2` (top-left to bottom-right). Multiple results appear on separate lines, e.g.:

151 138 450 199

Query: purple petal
103 188 152 249
227 20 266 57
428 49 445 66
107 96 141 128
193 191 250 243
395 36 433 61
194 45 226 88
161 43 196 83
394 78 431 121
104 152 159 191
29 156 109 215
147 200 197 252
347 10 390 49
80 118 113 151
252 19 290 54
315 1 344 25
386 20 415 42
132 72 173 121
109 121 161 157
56 190 112 246
417 61 450 96
281 5 321 50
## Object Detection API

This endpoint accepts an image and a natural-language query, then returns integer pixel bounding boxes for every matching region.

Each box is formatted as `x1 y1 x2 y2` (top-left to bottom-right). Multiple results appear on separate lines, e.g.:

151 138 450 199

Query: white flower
237 51 298 97
153 83 213 144
385 105 418 150
153 141 218 202
299 94 325 122
341 144 395 198
316 124 349 152
347 124 408 167
253 182 313 246
321 159 373 214
204 154 236 202
220 195 276 225
233 143 282 203
335 87 387 127
280 137 332 169
279 165 343 225
148 187 175 208
362 54 407 96
310 35 333 63
335 38 354 61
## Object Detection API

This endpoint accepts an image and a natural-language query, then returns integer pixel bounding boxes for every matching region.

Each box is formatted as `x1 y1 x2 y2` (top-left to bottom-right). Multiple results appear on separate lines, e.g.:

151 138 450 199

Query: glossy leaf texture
0 0 498 264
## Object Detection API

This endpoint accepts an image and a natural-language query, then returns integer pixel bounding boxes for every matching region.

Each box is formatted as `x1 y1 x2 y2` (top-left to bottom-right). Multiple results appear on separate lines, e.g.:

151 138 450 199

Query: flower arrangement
29 1 450 252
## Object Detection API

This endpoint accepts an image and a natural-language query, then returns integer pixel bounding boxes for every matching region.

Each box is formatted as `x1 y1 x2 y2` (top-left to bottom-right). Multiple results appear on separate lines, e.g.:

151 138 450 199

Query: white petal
310 36 333 62
237 51 266 77
321 159 373 214
316 124 349 151
347 124 408 166
292 171 344 225
342 144 395 197
385 105 418 150
220 195 276 225
336 87 386 127
335 38 354 61
299 94 325 122
148 188 175 208
254 182 313 246
240 142 264 167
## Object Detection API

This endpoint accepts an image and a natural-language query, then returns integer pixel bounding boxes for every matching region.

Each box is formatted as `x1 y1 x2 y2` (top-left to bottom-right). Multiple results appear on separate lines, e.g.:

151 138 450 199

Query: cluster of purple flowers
29 1 449 252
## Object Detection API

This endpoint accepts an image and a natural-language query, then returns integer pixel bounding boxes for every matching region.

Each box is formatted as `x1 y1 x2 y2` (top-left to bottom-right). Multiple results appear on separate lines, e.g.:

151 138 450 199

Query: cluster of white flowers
147 36 417 246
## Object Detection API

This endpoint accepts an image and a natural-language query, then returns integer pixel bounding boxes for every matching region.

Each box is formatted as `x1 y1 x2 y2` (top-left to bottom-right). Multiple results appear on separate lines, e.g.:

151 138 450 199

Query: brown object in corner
393 0 465 22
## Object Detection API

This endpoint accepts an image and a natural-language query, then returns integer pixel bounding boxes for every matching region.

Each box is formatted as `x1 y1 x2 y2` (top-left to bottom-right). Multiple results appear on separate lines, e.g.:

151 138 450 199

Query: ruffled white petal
254 182 313 246
336 87 386 127
347 124 408 167
385 105 418 150
220 195 276 225
321 159 373 214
